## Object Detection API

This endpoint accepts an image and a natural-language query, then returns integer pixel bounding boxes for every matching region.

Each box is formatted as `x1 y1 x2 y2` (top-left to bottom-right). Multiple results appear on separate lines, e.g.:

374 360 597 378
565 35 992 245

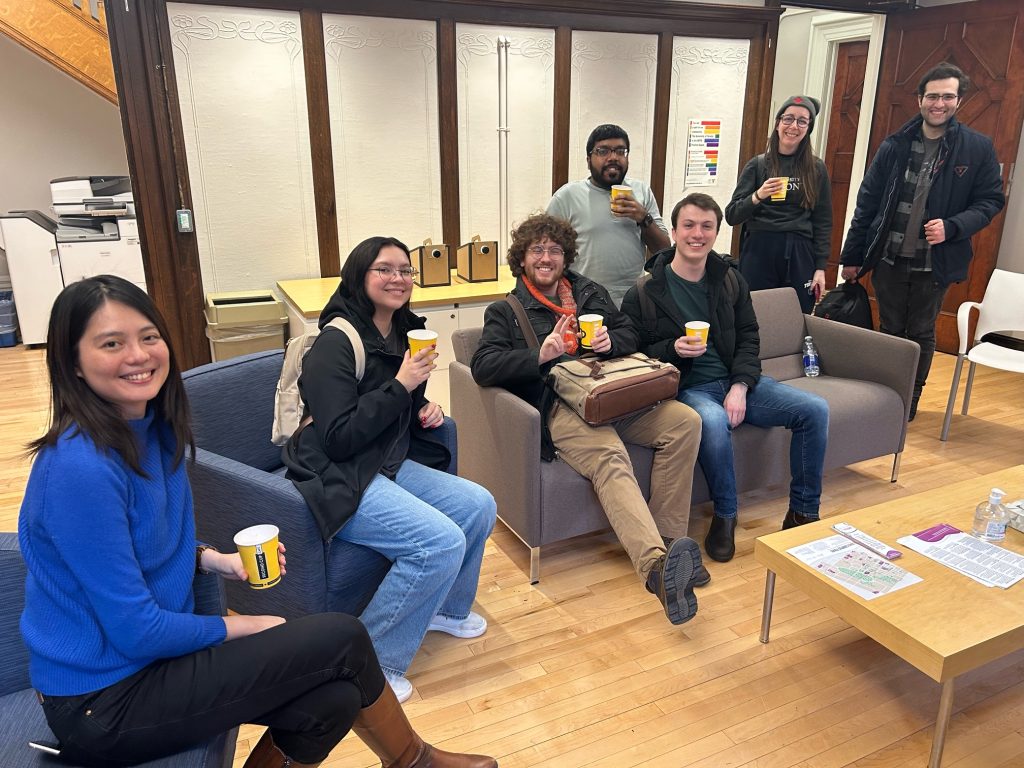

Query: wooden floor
2 344 1023 768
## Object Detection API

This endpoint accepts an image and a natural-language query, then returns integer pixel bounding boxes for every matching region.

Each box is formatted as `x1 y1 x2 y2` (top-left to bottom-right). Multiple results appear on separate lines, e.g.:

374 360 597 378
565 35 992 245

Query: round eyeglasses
779 115 810 128
369 266 419 280
527 245 565 257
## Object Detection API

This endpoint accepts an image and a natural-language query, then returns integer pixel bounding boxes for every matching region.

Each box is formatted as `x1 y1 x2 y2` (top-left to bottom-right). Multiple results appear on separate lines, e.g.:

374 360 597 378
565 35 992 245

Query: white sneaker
427 611 488 638
387 674 414 703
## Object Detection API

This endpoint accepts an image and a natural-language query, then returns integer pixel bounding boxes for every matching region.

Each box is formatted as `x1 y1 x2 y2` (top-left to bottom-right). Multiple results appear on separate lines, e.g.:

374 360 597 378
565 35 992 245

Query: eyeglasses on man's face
779 115 810 128
922 93 958 104
527 245 565 257
370 265 419 280
590 146 629 158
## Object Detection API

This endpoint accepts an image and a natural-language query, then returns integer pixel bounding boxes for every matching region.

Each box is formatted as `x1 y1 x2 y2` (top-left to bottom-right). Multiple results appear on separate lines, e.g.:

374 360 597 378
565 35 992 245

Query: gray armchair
451 287 918 583
0 533 236 768
182 350 458 620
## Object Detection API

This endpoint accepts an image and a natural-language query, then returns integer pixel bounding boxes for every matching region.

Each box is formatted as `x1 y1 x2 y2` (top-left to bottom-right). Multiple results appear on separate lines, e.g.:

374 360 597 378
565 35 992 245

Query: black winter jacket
470 272 638 460
840 115 1004 287
283 287 450 540
621 249 761 390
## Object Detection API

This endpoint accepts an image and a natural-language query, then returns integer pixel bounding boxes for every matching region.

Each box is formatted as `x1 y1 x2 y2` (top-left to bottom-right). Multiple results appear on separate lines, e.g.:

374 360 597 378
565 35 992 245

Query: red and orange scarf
522 275 579 354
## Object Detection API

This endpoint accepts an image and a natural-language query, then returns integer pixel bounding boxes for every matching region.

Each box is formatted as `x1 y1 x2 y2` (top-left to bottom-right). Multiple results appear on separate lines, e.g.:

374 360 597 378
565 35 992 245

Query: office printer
0 176 147 344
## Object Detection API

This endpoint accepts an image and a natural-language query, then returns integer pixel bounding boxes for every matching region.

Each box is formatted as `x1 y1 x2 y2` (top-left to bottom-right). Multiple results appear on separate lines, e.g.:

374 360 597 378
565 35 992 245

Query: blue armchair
0 533 236 768
182 349 458 620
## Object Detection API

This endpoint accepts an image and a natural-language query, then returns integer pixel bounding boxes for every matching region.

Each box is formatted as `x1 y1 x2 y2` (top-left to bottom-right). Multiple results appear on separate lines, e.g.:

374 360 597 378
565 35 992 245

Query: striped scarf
522 275 579 355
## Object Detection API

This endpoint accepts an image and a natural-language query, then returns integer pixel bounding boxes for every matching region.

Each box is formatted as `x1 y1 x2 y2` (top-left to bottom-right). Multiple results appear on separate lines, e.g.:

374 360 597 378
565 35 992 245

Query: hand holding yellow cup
685 320 710 344
770 177 790 201
233 524 282 589
578 314 604 349
407 329 439 358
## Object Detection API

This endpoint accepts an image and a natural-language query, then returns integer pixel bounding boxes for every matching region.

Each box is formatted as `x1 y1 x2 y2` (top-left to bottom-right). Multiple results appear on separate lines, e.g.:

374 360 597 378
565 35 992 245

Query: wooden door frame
804 11 885 250
106 0 781 370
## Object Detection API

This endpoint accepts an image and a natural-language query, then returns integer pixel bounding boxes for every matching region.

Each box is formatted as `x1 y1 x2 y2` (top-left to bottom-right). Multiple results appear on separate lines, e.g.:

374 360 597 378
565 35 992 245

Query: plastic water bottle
802 336 820 377
972 488 1009 542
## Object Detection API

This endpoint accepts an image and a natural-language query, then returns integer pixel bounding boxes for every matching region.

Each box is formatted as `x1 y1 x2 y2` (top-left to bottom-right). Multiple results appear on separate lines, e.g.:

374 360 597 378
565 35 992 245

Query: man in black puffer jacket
840 62 1005 420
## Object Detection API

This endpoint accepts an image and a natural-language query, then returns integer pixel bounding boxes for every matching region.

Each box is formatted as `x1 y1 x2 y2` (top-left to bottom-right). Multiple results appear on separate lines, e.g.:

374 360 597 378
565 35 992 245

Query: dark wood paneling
649 32 673 210
551 25 572 194
105 1 209 369
300 9 340 277
437 18 461 261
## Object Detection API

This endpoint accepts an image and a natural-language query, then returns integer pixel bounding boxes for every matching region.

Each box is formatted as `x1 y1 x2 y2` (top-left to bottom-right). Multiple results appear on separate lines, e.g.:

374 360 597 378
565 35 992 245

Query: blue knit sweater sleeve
19 416 226 696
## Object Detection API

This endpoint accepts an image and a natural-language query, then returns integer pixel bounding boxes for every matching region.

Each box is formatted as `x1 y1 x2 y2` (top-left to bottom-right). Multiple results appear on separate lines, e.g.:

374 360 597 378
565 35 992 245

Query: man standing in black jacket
840 61 1005 420
471 213 707 626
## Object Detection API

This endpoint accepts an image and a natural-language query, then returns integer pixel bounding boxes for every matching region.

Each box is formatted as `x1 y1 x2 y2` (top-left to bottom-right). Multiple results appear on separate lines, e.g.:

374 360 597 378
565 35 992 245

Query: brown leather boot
352 684 497 767
243 729 321 768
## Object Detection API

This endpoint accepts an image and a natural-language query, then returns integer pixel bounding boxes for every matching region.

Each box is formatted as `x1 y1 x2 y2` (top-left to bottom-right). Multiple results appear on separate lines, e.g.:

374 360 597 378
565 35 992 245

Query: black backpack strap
724 264 740 306
635 273 657 333
504 294 540 349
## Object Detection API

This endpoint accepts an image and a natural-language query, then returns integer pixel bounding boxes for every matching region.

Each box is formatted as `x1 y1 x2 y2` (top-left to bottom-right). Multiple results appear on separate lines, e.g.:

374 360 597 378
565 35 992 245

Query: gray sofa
450 287 920 582
0 533 236 768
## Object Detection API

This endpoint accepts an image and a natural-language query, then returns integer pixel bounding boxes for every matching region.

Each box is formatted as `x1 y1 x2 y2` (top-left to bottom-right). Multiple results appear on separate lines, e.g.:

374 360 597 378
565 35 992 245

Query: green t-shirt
665 266 729 387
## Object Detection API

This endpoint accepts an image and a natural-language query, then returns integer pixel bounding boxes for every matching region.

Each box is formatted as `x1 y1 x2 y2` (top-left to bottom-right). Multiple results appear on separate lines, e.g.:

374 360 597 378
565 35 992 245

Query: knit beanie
776 95 821 133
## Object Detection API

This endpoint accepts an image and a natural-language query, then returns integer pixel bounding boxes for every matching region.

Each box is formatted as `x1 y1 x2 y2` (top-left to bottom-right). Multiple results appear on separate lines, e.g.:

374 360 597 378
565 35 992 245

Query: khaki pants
548 399 701 579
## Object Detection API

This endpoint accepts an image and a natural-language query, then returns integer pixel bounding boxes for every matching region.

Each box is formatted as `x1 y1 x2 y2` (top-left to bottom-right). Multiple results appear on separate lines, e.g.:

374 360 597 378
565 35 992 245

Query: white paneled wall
568 31 659 185
666 37 750 253
168 3 318 292
323 15 442 261
455 24 555 252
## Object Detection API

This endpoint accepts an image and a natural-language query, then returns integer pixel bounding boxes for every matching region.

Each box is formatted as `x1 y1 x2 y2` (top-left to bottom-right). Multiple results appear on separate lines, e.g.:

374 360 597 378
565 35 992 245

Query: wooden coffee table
755 466 1024 767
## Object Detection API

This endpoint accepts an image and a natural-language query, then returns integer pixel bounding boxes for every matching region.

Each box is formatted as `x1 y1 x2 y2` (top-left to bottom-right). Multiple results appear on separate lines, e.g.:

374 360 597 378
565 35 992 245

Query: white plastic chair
940 269 1024 441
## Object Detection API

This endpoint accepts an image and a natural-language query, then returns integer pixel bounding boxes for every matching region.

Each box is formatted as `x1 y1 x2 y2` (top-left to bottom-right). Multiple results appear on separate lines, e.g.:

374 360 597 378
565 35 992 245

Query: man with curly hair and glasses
548 124 671 306
471 213 708 626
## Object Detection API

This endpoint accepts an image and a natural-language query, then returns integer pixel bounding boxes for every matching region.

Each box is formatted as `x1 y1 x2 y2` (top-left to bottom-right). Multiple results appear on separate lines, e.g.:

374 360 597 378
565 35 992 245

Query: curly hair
507 213 579 277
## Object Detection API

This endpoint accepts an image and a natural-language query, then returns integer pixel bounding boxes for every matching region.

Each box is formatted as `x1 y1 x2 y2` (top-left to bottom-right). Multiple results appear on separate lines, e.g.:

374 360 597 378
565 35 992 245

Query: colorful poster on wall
685 119 721 186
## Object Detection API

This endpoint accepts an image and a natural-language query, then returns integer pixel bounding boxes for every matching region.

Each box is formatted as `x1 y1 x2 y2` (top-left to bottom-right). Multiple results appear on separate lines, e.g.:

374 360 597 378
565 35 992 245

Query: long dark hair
766 116 820 211
28 275 194 474
336 236 417 335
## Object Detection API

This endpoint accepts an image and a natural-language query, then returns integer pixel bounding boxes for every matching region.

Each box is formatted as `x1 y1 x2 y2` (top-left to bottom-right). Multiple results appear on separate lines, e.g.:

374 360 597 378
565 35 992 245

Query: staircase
0 0 116 103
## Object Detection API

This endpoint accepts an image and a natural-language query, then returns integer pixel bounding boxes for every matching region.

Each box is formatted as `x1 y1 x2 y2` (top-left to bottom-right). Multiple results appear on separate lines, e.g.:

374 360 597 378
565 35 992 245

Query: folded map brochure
896 523 1024 589
786 535 921 600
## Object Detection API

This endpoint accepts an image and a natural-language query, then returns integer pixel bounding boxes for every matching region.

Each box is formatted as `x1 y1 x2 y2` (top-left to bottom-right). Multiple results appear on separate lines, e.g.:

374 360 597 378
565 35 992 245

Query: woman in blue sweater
18 275 495 768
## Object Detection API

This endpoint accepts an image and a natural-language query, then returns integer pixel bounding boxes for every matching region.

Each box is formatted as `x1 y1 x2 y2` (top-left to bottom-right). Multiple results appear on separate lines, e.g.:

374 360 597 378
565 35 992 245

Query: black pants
40 613 386 767
871 258 949 399
739 230 817 314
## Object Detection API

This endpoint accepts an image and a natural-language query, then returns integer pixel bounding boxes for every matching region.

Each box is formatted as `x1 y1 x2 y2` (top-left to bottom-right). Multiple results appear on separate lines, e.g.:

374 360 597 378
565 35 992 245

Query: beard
589 160 626 189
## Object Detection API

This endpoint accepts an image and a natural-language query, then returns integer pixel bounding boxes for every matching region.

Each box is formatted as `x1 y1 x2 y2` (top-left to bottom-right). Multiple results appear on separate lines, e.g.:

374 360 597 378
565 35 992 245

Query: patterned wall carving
568 31 659 184
666 38 750 251
168 4 318 292
323 15 442 259
0 0 115 102
455 24 555 252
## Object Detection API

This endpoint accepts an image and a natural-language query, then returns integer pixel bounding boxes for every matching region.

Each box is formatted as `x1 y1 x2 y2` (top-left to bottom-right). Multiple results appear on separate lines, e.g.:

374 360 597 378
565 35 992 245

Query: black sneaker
646 537 701 625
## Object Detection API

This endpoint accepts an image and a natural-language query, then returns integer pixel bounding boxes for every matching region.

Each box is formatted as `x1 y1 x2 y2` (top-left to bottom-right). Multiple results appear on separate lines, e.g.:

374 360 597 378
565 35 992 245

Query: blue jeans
334 460 496 678
677 376 829 519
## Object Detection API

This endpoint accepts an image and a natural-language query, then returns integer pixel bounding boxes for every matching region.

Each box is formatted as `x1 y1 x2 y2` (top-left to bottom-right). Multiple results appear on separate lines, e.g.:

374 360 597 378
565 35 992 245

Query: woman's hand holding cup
396 346 436 392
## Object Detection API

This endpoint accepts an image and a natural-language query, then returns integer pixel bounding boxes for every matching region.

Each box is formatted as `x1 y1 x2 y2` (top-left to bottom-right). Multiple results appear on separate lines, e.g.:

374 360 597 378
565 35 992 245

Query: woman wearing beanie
725 94 832 313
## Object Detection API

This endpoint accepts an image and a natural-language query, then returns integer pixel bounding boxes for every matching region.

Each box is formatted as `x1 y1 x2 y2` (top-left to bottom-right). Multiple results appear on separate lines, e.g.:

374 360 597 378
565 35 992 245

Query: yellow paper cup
610 185 633 213
233 524 281 589
407 329 439 358
578 314 604 349
770 177 789 201
685 321 710 344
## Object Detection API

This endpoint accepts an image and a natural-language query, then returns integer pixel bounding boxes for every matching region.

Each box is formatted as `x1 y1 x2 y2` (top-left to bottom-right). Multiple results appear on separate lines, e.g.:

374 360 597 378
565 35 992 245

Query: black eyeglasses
779 116 810 128
369 266 419 280
590 147 629 158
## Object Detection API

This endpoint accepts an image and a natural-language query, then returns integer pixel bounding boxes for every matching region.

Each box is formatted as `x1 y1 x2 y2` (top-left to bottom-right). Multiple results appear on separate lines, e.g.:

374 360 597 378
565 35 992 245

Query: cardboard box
457 237 498 283
411 241 452 288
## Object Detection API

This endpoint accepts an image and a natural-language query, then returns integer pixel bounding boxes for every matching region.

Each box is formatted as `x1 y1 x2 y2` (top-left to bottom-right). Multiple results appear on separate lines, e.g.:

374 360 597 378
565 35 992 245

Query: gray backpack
271 318 364 446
